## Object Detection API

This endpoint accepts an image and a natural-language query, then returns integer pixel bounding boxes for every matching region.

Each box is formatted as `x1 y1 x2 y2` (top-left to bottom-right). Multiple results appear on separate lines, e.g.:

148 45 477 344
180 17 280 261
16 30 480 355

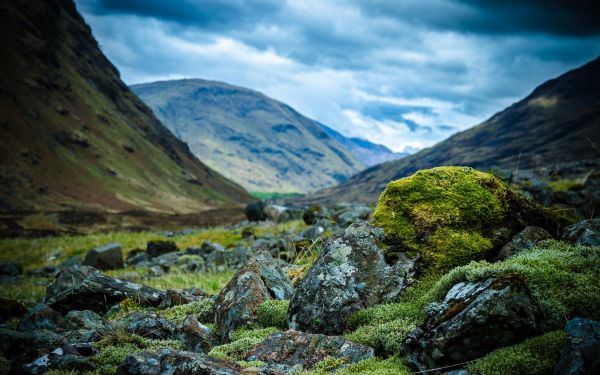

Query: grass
250 192 304 200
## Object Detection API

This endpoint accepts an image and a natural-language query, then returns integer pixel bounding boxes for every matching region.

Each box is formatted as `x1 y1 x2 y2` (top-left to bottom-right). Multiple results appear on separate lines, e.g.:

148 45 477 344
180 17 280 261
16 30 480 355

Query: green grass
250 192 304 200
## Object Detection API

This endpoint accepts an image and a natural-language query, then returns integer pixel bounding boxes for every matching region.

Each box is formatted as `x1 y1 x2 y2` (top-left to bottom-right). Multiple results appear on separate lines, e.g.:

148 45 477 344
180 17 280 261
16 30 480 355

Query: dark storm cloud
74 0 600 152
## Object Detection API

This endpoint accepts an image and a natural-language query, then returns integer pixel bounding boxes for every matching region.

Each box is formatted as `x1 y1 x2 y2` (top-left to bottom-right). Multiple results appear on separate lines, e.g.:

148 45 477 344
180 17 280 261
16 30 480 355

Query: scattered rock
0 262 22 276
179 316 219 353
116 348 242 375
303 205 330 225
199 241 226 254
215 251 293 341
288 223 417 335
158 288 207 309
126 250 151 266
554 317 600 375
304 225 325 241
562 219 600 247
245 330 374 372
0 328 65 360
23 344 98 374
496 226 553 260
245 201 267 221
146 240 177 258
0 296 27 322
127 316 177 340
264 205 304 223
404 276 540 371
45 266 165 314
334 204 371 227
63 310 105 330
18 304 65 332
83 242 124 270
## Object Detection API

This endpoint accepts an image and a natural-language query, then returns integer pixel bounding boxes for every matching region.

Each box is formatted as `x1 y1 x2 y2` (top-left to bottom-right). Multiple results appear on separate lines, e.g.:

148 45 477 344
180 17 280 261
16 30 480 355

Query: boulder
562 219 600 247
404 276 540 371
63 310 105 330
245 330 374 372
245 201 267 221
179 316 219 353
0 261 22 276
373 166 561 271
146 240 177 258
288 223 417 335
116 349 242 375
0 296 27 322
127 316 177 340
45 266 164 314
22 344 98 374
82 243 123 270
554 317 600 375
496 226 553 260
215 251 293 341
18 304 65 332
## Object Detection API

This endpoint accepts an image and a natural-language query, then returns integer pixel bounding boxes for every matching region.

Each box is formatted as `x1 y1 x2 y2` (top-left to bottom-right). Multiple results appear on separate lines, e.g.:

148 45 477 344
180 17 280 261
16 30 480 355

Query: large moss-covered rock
373 166 560 271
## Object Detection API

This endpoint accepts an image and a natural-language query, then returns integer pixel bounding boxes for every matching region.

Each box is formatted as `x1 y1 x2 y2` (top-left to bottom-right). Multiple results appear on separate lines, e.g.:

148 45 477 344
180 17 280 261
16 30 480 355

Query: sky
75 0 600 153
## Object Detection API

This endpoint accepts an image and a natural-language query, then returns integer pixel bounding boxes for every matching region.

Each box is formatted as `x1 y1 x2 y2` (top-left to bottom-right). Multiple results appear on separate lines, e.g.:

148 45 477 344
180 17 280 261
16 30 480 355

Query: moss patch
373 166 552 271
466 331 566 375
159 299 214 324
208 327 279 362
257 300 289 329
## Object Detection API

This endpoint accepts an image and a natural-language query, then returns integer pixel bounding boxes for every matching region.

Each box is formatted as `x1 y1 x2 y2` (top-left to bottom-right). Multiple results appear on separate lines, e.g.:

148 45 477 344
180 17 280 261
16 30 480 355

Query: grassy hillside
306 57 600 204
132 79 364 193
0 0 252 215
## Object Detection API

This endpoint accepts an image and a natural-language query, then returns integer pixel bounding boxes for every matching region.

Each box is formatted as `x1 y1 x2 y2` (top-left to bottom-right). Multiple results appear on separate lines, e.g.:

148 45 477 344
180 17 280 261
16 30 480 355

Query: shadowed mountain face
0 0 252 213
319 123 408 167
306 57 600 205
132 80 364 193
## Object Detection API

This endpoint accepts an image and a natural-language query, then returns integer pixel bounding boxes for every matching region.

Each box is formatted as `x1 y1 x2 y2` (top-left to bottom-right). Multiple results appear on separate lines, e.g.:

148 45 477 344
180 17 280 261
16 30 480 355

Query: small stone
83 243 123 270
554 317 600 375
562 219 600 246
496 226 552 260
63 310 105 330
127 316 177 340
146 240 178 258
18 304 65 332
179 316 219 353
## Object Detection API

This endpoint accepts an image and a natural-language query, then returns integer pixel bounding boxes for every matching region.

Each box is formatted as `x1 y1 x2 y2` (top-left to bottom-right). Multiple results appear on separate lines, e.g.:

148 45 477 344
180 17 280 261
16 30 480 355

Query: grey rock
562 219 600 247
127 316 177 340
200 241 226 254
83 243 123 270
179 315 219 353
45 266 165 314
18 304 65 332
288 223 417 335
303 205 330 225
215 251 293 341
304 225 325 241
245 201 267 221
496 226 553 260
245 330 374 372
555 317 600 375
335 205 371 227
0 262 22 276
116 348 242 375
158 288 207 309
404 276 540 371
126 250 150 266
146 240 178 258
63 310 105 330
23 344 98 374
0 328 65 360
264 205 304 223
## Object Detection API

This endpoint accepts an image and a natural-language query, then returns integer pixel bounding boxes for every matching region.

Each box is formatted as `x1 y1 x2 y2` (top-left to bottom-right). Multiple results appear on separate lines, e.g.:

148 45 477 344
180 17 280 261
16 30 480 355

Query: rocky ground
0 167 599 374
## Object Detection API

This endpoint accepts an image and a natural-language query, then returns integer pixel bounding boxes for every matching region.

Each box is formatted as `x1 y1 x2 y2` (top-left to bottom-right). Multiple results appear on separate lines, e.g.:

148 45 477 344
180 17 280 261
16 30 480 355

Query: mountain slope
307 57 600 204
0 0 251 213
131 80 364 193
319 123 408 167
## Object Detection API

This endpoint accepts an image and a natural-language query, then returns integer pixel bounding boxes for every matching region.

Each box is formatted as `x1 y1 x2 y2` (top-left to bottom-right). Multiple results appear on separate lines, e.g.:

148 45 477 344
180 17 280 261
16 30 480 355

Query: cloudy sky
75 0 600 153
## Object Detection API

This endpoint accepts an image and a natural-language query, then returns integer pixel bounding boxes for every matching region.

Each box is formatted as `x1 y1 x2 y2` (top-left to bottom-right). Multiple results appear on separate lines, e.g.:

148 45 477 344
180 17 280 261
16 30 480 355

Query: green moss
345 318 417 355
335 357 412 375
467 331 566 375
208 327 279 361
257 300 289 329
159 299 214 323
373 166 513 271
237 360 267 369
428 240 600 330
548 179 582 192
105 299 147 321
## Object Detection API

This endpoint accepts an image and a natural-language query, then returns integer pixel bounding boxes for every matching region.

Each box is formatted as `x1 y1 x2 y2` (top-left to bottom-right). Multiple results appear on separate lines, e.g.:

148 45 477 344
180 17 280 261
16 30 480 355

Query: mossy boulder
373 166 560 271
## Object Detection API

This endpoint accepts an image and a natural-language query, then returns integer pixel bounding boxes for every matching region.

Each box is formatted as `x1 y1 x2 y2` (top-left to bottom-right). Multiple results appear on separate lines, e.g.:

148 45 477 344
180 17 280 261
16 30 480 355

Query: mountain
131 80 364 193
319 123 408 167
0 0 252 214
306 56 600 204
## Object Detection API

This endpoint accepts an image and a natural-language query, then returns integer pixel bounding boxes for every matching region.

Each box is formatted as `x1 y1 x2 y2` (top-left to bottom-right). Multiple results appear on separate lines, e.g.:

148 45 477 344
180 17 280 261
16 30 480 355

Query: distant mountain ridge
0 0 251 213
305 56 600 204
319 123 408 167
132 79 370 193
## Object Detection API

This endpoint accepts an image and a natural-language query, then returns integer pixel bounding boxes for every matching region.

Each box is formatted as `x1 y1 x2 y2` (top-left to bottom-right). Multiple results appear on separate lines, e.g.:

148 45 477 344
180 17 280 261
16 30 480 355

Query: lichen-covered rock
496 226 552 260
146 240 178 258
554 317 600 375
373 166 560 271
288 223 417 335
179 315 219 353
215 251 293 341
126 316 177 340
45 266 164 314
22 344 98 374
245 330 374 372
158 288 207 309
82 243 123 270
404 276 540 371
18 304 65 332
63 310 105 330
562 219 600 247
116 348 242 375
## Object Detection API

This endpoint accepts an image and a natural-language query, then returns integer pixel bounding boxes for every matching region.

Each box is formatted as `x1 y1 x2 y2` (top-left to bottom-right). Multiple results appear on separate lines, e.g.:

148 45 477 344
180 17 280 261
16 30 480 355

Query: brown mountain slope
306 56 600 204
0 0 251 214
